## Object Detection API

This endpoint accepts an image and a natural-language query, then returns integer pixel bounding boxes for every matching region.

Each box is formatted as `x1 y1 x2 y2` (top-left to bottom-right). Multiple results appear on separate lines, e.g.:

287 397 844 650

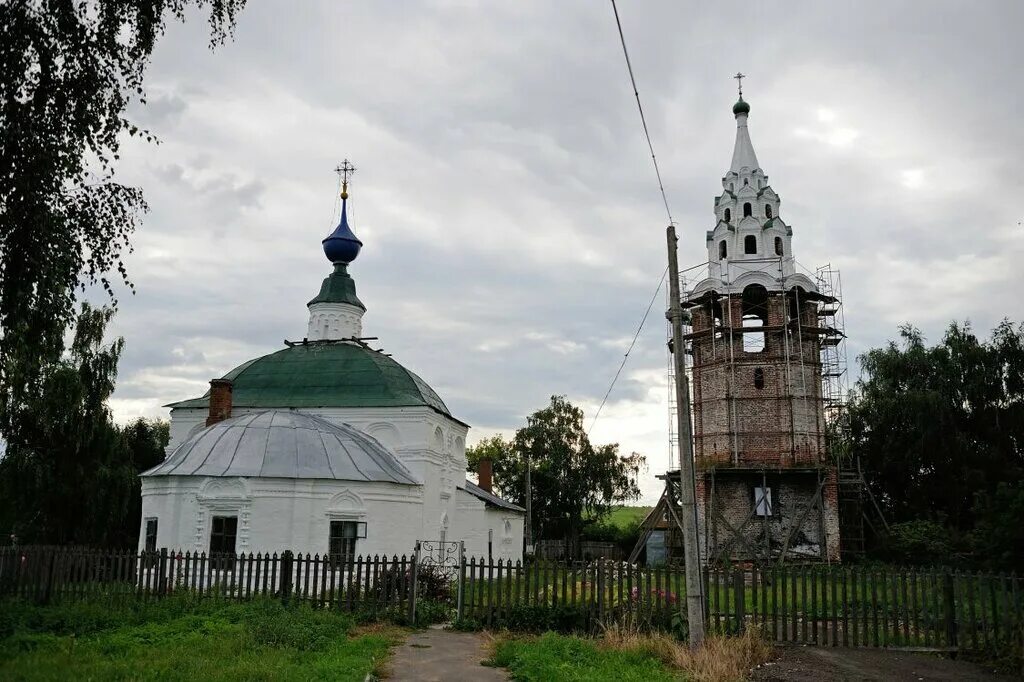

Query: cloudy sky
108 1 1023 503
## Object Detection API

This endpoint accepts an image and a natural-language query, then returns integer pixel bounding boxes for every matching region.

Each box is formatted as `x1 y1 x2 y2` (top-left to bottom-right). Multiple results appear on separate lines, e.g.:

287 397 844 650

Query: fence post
157 548 168 597
40 550 56 605
280 550 294 605
408 541 420 625
943 571 958 652
734 567 746 634
456 541 466 622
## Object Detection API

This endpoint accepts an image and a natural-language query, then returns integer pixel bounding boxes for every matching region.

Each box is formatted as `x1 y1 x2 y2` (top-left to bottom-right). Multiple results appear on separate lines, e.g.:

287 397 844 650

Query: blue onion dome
733 96 750 116
322 190 362 264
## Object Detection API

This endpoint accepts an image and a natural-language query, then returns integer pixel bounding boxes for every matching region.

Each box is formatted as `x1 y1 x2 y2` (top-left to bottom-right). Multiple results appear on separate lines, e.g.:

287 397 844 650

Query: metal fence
3 546 1022 658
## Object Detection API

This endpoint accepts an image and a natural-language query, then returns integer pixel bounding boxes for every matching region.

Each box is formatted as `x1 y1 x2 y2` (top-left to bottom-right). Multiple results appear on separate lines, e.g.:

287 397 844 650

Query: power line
589 266 668 434
610 0 675 227
589 1 676 434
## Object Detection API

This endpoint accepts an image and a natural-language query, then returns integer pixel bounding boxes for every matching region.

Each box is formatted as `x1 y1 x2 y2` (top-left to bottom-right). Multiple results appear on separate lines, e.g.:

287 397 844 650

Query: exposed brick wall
688 290 840 563
698 470 840 563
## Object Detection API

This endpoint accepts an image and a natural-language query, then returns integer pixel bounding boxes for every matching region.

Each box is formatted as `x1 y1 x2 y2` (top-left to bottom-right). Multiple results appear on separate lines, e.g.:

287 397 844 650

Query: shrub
244 599 352 651
413 564 453 602
491 604 589 633
880 520 957 565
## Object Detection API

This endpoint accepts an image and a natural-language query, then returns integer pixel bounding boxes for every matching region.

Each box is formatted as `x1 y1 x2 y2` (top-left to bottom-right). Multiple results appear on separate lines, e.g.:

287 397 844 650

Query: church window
329 520 366 564
144 518 158 554
765 204 773 219
718 240 727 259
209 515 238 570
744 178 749 186
743 202 752 217
742 316 765 352
754 367 765 389
744 235 757 254
723 208 731 222
742 284 768 353
774 237 784 256
488 529 494 559
754 486 773 516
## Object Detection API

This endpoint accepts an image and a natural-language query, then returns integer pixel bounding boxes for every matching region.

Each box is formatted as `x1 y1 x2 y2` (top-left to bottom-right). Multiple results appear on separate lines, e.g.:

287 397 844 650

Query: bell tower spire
729 73 759 173
307 161 366 341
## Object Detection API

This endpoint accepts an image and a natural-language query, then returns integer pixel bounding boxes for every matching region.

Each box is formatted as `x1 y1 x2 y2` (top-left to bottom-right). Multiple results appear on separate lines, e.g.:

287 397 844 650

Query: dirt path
387 626 507 681
751 646 1019 681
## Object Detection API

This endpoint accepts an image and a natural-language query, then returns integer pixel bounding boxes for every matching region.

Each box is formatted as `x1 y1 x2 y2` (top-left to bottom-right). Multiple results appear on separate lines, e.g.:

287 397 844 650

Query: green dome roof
733 97 750 116
308 263 365 310
166 342 460 422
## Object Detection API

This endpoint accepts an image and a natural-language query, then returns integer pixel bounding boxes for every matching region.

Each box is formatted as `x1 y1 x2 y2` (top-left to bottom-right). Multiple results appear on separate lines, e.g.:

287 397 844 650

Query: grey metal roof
461 479 525 513
142 410 419 485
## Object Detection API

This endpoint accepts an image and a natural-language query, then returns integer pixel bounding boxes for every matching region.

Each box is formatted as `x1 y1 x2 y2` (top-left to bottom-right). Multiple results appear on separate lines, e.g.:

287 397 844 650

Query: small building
139 173 524 561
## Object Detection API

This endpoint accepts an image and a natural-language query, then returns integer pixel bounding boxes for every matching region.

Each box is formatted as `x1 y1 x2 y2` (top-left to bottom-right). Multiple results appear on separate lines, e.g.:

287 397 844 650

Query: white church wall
486 507 524 563
452 489 524 563
159 407 494 557
139 476 427 557
307 302 363 341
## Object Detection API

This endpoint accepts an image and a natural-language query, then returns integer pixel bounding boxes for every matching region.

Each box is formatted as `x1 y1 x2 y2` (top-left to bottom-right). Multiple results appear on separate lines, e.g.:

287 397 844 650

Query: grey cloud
99 1 1024 501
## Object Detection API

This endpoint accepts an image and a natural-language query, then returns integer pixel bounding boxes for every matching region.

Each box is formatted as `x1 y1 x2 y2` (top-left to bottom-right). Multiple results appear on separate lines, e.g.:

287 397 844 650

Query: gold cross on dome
734 72 745 98
334 159 356 197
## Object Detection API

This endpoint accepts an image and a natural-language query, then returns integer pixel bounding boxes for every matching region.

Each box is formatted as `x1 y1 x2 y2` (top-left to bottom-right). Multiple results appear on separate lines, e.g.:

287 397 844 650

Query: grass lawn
0 597 404 681
488 632 679 682
603 506 652 528
488 629 774 682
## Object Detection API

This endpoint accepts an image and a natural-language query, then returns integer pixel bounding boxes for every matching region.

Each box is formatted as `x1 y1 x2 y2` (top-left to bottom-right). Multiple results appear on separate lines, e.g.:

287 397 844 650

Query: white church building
139 171 524 562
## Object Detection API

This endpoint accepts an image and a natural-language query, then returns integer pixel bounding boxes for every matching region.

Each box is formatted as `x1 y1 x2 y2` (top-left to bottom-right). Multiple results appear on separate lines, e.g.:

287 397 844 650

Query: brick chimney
206 379 233 426
478 457 493 493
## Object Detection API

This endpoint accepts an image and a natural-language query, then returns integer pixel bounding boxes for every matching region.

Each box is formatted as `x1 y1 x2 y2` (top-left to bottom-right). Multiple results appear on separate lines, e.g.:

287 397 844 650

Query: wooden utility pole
524 453 533 553
666 224 706 647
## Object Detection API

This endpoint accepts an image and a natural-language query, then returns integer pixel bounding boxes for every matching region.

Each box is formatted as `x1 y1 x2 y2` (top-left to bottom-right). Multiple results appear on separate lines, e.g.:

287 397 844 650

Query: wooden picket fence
3 546 1022 658
461 557 683 630
0 546 418 620
704 564 1024 654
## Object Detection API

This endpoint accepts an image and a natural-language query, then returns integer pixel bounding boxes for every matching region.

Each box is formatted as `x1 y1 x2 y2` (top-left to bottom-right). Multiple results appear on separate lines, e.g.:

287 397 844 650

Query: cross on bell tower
733 72 745 98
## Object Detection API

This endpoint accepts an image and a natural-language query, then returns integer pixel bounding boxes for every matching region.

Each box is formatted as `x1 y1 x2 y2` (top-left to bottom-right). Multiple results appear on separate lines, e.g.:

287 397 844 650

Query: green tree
0 0 244 446
465 434 512 481
849 320 1024 567
0 304 168 546
486 395 645 555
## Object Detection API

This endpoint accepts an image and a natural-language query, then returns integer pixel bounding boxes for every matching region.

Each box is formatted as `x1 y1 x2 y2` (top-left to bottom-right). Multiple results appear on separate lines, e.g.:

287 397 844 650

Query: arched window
765 204 773 219
718 240 727 259
743 202 752 217
723 208 731 222
744 235 757 254
741 284 769 353
754 367 765 389
744 178 749 186
742 316 765 352
774 237 784 256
